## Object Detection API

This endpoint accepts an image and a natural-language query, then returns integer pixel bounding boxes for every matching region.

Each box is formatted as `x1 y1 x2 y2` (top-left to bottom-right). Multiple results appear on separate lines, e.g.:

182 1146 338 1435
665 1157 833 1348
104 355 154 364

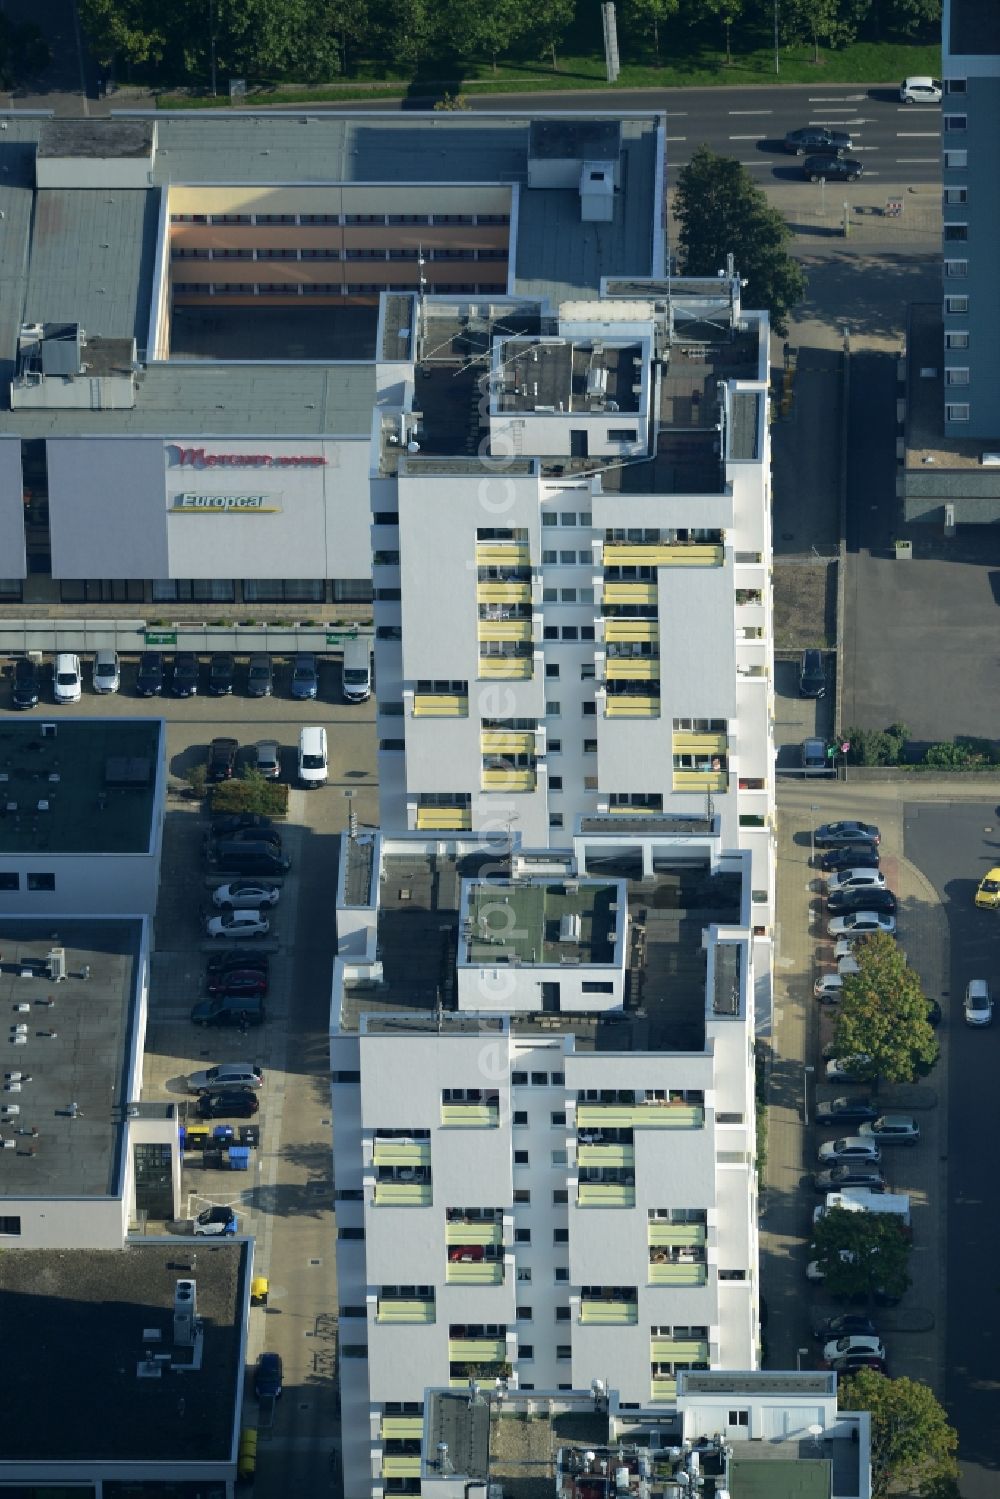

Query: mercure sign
168 445 327 468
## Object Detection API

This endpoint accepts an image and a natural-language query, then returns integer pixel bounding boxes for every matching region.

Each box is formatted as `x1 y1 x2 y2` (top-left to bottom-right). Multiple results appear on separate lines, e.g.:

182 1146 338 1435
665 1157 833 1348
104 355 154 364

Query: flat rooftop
462 879 620 966
0 920 143 1197
0 718 160 855
425 1390 611 1497
0 1240 246 1462
496 339 643 416
903 303 1000 489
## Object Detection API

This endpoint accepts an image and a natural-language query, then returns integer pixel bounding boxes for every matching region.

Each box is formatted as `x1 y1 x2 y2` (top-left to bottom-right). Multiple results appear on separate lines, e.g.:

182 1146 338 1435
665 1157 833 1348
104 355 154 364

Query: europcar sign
170 492 283 514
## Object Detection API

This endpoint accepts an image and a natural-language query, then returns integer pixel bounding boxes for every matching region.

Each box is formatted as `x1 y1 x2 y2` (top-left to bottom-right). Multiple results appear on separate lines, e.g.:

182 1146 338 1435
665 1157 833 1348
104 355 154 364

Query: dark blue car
254 1351 283 1400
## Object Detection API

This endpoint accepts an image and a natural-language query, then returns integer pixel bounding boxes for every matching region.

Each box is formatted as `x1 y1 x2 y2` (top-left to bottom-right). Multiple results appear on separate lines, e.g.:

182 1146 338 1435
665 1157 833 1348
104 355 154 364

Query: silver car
255 740 281 781
92 649 120 694
211 882 280 911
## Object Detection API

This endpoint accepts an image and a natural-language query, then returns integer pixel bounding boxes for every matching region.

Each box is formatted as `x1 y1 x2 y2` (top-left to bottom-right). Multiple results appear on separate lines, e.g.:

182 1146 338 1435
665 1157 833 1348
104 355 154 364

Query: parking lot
1 648 377 1498
774 654 836 774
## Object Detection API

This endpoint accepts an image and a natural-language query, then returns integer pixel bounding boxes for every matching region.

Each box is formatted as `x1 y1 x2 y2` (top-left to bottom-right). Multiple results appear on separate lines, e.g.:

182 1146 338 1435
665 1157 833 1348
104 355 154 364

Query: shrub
184 762 207 798
210 778 288 817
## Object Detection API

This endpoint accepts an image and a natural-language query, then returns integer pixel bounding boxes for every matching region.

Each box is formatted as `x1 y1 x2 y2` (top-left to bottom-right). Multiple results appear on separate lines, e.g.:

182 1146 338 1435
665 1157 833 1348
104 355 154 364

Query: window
27 873 55 892
341 1344 368 1359
945 260 968 278
946 403 970 422
719 1269 747 1281
153 579 235 604
333 1070 360 1083
335 1188 364 1202
728 1409 750 1427
549 739 562 753
560 589 577 603
542 513 558 528
582 702 596 716
580 664 595 680
549 814 564 828
945 295 969 314
531 1073 547 1086
550 776 563 791
944 187 967 205
946 77 966 93
562 627 579 642
543 550 558 564
581 625 595 641
551 1148 567 1165
582 981 614 994
376 587 402 601
555 1307 571 1322
608 428 638 442
557 1346 572 1361
553 1189 568 1204
511 1071 528 1086
514 1189 531 1204
335 579 374 603
554 1228 569 1243
517 1267 532 1282
338 1226 365 1240
551 1110 566 1126
380 739 405 751
243 578 325 604
552 1072 564 1085
515 1228 531 1243
514 1110 528 1126
555 1266 569 1282
546 663 560 679
544 626 559 640
519 1345 534 1360
560 513 577 527
0 1216 21 1236
946 367 970 384
546 702 561 717
559 550 577 564
584 739 597 754
374 550 401 565
340 1305 366 1317
943 115 967 131
946 331 970 349
374 511 399 525
517 1305 532 1320
514 1150 529 1165
944 149 968 169
944 223 968 241
0 873 18 891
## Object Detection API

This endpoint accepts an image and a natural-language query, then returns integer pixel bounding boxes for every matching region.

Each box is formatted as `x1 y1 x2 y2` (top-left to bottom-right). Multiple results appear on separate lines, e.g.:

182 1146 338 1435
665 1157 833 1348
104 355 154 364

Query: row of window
54 578 372 606
171 212 510 226
172 247 506 261
173 282 499 296
0 873 55 891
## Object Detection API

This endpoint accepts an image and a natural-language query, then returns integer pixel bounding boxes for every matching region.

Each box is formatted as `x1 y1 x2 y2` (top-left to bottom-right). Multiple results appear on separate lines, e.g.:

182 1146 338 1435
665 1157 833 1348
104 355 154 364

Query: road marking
729 109 772 115
665 135 687 142
809 95 866 102
730 134 765 140
895 157 938 163
740 161 771 167
809 117 866 126
897 131 939 138
896 106 940 112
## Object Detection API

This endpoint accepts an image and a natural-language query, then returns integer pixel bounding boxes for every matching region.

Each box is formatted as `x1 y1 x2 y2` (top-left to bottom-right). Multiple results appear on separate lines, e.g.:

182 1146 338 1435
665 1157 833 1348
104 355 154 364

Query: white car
828 868 887 895
817 1136 881 1165
92 649 120 694
964 978 992 1027
193 1205 238 1236
211 882 280 911
825 1054 874 1083
828 912 896 938
814 973 846 1002
53 652 82 704
899 76 941 104
205 909 270 939
823 1334 885 1364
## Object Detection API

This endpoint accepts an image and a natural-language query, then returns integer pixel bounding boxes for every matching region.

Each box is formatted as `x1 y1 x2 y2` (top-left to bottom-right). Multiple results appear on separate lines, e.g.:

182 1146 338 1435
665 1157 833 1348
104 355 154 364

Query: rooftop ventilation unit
46 948 67 982
559 912 582 944
40 723 57 739
982 453 1000 466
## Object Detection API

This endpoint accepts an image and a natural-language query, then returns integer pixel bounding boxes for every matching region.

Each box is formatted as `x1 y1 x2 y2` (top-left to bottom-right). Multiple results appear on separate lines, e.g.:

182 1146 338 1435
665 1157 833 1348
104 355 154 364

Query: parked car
824 1054 875 1083
208 651 235 695
196 1087 260 1119
815 974 848 1002
210 813 275 837
205 967 269 999
900 75 941 103
53 652 82 704
964 978 992 1026
135 651 164 696
11 657 40 710
193 1205 238 1236
822 1334 885 1366
974 868 1000 909
828 912 896 938
171 651 200 697
212 882 280 911
815 821 880 850
828 887 897 916
859 1115 920 1146
813 1313 878 1343
803 154 863 182
814 1163 886 1192
817 1137 881 1165
209 839 290 876
254 1352 284 1400
290 651 319 700
801 737 828 773
92 648 120 695
246 653 273 698
829 867 887 896
207 737 239 783
822 847 880 874
255 740 281 781
815 1096 879 1126
784 126 853 156
298 725 329 787
191 992 266 1027
186 1063 264 1094
205 909 269 939
926 998 943 1028
206 948 269 977
799 648 826 698
830 1352 888 1374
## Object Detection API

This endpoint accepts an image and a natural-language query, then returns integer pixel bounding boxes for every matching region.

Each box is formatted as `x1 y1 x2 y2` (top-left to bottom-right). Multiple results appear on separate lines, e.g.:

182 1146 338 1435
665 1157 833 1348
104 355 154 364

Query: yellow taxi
975 868 1000 908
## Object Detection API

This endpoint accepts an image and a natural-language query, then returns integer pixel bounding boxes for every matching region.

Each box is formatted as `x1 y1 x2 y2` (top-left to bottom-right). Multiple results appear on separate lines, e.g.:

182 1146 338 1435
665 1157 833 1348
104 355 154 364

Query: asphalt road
903 800 1000 1498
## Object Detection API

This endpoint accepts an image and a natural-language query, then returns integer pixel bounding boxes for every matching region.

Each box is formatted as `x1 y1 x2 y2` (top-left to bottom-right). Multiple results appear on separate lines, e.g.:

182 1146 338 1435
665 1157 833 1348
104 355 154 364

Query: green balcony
577 1102 704 1130
579 1300 638 1325
382 1456 422 1479
447 1260 505 1285
577 1182 636 1208
373 1140 431 1167
650 1338 709 1362
375 1181 433 1207
381 1417 424 1440
649 1262 708 1287
577 1143 635 1168
650 1378 677 1403
440 1103 500 1128
449 1338 506 1361
648 1223 707 1248
446 1221 503 1246
377 1299 436 1324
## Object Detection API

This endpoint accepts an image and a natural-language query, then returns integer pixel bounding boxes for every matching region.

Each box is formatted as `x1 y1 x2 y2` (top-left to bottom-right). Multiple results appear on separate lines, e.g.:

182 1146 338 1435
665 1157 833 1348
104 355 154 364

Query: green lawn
157 38 940 108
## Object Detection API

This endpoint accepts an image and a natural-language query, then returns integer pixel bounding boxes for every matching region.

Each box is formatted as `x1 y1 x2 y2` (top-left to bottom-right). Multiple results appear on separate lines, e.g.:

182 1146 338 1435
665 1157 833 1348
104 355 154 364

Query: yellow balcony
577 1143 635 1168
373 1140 431 1167
377 1299 436 1324
577 1182 636 1208
450 1377 475 1389
579 1300 638 1325
577 1103 704 1130
650 1378 677 1403
482 767 536 793
374 1182 433 1207
447 1261 505 1285
412 693 468 718
441 1103 500 1127
481 730 536 755
415 807 472 831
605 619 658 643
606 658 659 681
648 1223 707 1247
604 543 723 567
478 581 531 605
651 1339 710 1362
382 1456 422 1479
449 1338 506 1361
673 770 729 792
605 697 660 718
478 619 533 643
476 543 530 566
649 1262 708 1287
381 1417 424 1439
446 1220 503 1246
672 732 728 754
603 582 657 606
607 805 662 817
478 657 533 680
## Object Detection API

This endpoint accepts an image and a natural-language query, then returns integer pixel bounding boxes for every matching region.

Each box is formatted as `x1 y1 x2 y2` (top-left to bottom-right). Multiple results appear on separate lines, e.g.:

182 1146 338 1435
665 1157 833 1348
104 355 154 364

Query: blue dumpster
228 1146 251 1171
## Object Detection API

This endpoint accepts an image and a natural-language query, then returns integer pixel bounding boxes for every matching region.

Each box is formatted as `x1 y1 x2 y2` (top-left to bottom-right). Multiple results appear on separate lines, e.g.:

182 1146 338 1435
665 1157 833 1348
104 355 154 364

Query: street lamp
774 0 780 75
803 1064 814 1126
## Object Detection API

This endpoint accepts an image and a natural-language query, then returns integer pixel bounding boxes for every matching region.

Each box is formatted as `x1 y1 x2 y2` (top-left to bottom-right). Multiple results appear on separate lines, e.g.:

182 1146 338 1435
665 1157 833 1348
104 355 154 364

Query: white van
815 1188 911 1234
342 637 372 703
298 725 328 787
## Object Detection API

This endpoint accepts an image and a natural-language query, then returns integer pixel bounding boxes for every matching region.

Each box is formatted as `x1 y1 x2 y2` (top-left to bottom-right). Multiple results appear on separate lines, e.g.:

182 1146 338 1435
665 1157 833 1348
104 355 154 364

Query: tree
623 0 679 61
834 932 939 1084
811 1207 911 1303
838 1368 959 1499
526 0 575 70
782 0 861 61
438 0 526 69
0 14 49 87
672 146 806 336
692 0 744 65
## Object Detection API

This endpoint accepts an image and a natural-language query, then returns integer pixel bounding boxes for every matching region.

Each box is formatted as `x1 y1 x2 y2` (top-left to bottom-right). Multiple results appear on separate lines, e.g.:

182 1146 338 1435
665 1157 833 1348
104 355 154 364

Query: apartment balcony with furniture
476 541 530 567
577 1092 705 1130
577 1129 635 1168
373 1136 431 1168
579 1288 638 1324
604 618 659 644
603 581 658 607
480 729 537 755
374 1166 433 1207
482 762 537 793
605 656 660 681
577 1168 636 1208
478 648 533 681
478 616 534 642
478 580 532 606
605 686 661 719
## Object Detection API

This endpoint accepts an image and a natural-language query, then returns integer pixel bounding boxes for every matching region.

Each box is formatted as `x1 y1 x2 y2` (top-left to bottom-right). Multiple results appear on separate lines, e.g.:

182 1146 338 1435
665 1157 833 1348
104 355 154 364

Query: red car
206 968 269 999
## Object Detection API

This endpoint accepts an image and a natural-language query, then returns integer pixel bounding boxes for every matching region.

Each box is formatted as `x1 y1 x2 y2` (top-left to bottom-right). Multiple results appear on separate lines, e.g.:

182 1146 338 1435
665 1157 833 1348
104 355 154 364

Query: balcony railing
577 1182 636 1208
649 1262 708 1287
672 732 728 754
381 1417 424 1439
482 767 536 793
480 730 537 755
648 1223 707 1247
605 696 660 718
448 1338 506 1361
603 582 657 606
478 618 533 642
478 657 533 680
577 1102 704 1129
382 1456 423 1479
373 1140 431 1167
478 581 531 605
650 1338 710 1361
673 769 729 792
606 658 659 681
604 543 723 567
415 807 472 831
650 1377 677 1403
441 1102 500 1127
605 618 659 643
374 1181 433 1207
377 1299 436 1324
579 1300 638 1325
412 693 469 718
476 542 530 566
577 1143 635 1168
447 1260 505 1285
446 1220 503 1245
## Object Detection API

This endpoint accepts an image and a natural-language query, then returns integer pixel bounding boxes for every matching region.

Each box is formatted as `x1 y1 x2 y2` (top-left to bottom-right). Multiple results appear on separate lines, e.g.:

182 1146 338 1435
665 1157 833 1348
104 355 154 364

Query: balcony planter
894 540 912 560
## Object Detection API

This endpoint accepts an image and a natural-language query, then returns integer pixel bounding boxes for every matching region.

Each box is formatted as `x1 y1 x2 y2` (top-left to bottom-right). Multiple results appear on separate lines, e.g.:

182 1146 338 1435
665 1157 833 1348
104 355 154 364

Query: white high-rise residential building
331 820 767 1499
374 278 774 901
